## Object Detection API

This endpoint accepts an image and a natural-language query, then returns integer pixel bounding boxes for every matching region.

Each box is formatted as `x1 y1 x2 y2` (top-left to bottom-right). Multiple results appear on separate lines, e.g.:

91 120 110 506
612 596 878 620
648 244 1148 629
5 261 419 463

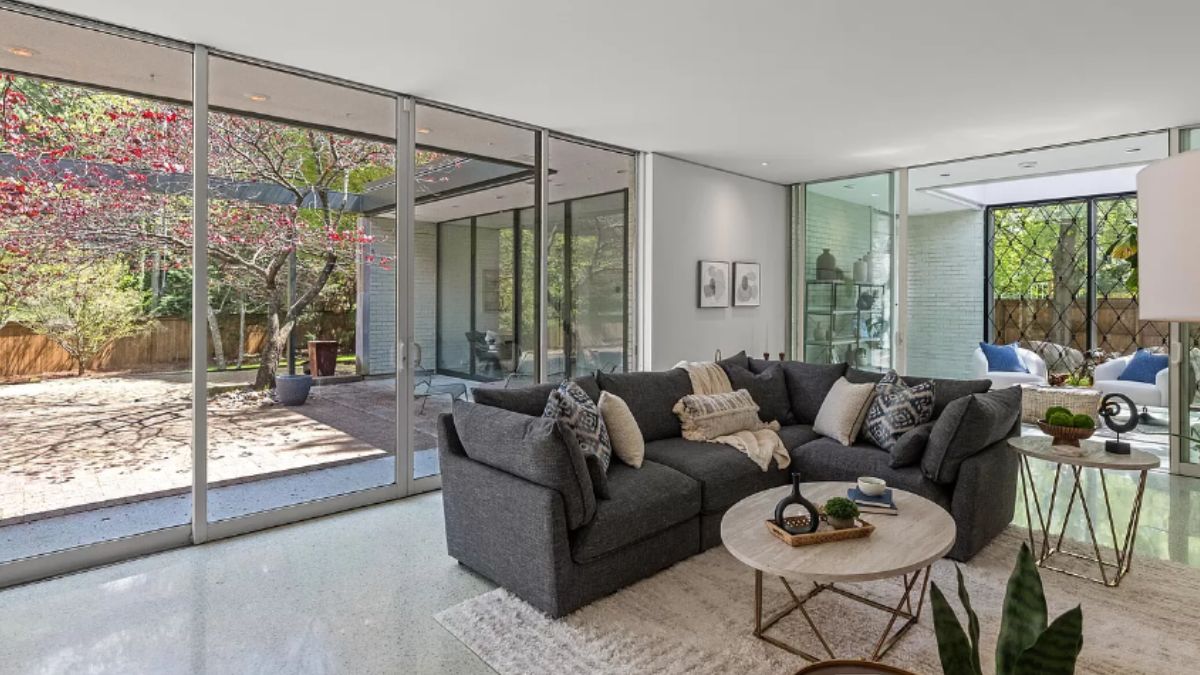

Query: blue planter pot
275 374 312 406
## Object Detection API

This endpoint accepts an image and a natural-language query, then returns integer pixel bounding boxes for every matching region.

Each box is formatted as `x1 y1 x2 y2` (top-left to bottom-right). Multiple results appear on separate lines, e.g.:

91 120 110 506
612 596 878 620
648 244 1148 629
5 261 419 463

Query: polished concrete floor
3 457 1200 674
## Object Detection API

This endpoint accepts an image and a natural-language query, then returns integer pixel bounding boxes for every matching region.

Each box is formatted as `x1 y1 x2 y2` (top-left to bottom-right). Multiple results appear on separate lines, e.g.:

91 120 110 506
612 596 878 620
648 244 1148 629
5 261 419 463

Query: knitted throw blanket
673 361 790 471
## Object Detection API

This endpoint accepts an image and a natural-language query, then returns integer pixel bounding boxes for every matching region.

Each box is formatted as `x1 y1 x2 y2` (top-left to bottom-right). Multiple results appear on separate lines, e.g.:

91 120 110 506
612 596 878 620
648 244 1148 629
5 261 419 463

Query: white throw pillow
813 377 876 446
599 391 644 468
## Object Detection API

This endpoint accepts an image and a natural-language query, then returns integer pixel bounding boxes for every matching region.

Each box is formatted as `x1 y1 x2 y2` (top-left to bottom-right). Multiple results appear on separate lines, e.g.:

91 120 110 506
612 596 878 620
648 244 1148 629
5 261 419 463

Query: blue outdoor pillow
1118 349 1168 384
979 342 1028 373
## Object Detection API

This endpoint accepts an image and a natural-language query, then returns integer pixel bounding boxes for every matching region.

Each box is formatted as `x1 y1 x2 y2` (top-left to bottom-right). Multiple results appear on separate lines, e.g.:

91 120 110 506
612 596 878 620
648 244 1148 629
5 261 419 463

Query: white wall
647 155 788 370
906 209 985 379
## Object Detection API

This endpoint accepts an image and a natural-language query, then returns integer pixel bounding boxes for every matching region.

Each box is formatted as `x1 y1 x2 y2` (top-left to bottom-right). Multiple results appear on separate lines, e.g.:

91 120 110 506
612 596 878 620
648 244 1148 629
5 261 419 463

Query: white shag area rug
435 529 1200 674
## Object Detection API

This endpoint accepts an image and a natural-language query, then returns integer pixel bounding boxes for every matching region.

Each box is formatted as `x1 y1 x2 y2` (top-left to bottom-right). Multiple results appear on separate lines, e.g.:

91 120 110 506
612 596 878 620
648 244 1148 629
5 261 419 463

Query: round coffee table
1009 435 1160 588
721 481 956 662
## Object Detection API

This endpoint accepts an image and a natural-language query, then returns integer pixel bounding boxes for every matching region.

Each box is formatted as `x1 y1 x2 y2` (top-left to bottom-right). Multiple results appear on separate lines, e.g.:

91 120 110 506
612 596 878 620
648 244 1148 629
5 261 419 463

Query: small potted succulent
823 497 860 529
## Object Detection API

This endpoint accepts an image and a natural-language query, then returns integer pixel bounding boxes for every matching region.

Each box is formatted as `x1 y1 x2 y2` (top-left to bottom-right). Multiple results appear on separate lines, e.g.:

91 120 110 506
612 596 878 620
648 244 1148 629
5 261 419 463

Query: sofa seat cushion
644 438 790 514
598 369 694 442
570 461 700 564
777 424 819 450
789 437 950 508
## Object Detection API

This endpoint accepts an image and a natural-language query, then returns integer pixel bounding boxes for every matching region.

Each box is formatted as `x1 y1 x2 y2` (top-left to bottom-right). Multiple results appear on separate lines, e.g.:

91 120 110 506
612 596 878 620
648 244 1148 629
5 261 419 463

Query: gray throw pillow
545 381 613 499
864 371 934 450
780 361 849 425
889 421 935 468
722 363 796 425
451 400 595 528
717 350 750 372
921 386 1022 484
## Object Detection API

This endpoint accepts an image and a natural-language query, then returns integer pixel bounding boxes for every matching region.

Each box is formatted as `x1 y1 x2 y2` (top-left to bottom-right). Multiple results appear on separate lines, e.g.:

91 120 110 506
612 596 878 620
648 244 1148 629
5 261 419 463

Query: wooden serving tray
765 515 875 547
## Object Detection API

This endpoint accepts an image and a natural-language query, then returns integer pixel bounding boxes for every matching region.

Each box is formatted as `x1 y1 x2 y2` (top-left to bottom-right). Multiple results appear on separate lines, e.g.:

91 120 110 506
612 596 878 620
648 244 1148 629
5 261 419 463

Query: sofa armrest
1094 356 1129 382
1156 367 1170 407
970 348 989 379
947 434 1019 561
439 417 576 616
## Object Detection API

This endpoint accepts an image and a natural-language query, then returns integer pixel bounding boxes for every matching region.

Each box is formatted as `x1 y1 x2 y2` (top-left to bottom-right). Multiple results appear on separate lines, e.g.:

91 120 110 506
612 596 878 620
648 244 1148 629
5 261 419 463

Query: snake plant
931 543 1083 675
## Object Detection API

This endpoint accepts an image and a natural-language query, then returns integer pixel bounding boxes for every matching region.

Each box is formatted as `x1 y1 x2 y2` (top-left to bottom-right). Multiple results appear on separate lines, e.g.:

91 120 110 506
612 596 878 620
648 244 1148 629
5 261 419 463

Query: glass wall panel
205 56 397 521
548 138 634 377
413 104 535 479
0 10 193 561
803 174 894 370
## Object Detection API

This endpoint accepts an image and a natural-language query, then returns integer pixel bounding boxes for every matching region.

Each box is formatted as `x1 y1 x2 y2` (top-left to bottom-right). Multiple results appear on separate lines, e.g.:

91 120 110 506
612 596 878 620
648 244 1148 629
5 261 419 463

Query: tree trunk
236 295 246 369
207 303 226 371
1049 216 1081 371
255 307 282 389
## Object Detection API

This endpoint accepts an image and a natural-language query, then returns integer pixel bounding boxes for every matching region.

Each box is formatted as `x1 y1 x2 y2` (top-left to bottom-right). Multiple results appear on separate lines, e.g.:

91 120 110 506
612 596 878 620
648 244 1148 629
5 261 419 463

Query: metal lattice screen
986 193 1168 374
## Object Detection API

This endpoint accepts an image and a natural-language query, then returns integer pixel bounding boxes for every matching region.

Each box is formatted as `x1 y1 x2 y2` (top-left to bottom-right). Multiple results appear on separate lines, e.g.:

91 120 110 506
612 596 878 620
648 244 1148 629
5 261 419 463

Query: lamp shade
1136 150 1200 321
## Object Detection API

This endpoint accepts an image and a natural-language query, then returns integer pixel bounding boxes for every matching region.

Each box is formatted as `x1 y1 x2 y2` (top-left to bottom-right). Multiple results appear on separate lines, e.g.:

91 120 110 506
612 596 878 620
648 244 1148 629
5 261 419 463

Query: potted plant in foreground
931 543 1083 675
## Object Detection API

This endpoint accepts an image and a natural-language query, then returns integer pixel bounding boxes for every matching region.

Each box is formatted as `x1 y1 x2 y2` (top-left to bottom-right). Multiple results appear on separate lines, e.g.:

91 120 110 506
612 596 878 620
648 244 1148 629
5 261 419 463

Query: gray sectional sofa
439 355 1022 617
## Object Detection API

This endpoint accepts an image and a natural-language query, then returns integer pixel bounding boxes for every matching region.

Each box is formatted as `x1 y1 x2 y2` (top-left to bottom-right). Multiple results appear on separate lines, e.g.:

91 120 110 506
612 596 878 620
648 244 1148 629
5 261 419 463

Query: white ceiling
15 1 1200 184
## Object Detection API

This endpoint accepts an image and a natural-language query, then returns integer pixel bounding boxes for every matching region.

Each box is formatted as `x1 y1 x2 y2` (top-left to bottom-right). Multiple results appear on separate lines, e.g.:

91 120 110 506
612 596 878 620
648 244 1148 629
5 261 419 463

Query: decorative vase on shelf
853 256 868 283
774 472 819 534
815 249 837 281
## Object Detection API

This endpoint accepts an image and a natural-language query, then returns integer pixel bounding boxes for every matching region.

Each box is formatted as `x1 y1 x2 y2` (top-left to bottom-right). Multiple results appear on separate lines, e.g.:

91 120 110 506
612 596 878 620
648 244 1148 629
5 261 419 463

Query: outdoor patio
0 372 466 526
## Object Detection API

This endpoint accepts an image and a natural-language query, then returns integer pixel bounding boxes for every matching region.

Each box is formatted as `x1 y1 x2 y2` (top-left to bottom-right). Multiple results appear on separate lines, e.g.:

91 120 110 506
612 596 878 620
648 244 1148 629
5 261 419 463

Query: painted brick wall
361 217 397 375
414 221 438 372
905 209 984 379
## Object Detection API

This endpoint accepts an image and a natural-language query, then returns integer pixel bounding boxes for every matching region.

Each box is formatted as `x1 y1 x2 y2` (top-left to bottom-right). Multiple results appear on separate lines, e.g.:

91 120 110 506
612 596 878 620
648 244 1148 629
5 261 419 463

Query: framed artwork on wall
697 260 730 308
733 262 761 307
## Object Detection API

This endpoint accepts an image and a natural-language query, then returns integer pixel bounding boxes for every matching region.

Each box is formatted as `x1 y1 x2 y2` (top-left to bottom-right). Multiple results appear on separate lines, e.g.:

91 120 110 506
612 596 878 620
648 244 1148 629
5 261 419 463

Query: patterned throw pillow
672 389 767 441
864 371 935 450
544 381 613 476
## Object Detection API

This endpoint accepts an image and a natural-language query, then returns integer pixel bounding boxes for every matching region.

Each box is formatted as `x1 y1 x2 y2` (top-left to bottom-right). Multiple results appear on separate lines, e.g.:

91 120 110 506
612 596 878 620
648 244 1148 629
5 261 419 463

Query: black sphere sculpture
1098 392 1138 454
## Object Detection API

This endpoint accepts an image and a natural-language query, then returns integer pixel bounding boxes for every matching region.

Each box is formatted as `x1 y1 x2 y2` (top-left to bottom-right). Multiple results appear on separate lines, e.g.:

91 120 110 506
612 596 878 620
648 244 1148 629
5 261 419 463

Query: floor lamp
1137 151 1200 435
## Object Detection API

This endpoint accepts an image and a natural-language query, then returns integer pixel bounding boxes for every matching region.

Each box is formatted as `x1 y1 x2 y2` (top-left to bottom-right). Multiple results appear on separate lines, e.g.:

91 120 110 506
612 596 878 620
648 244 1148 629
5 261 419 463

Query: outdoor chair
971 345 1048 388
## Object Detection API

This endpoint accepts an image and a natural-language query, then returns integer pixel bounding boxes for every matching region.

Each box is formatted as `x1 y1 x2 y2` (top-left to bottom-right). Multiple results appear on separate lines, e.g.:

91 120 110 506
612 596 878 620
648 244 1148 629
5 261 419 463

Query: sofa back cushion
717 350 750 372
723 363 796 425
780 361 848 425
451 400 595 529
846 367 991 418
921 386 1021 484
472 375 600 416
597 369 693 442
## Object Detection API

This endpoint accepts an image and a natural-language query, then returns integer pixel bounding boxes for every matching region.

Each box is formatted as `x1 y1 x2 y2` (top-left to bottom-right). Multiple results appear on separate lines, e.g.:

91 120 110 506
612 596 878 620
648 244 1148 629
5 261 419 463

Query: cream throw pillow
672 389 767 441
813 377 876 446
599 391 644 468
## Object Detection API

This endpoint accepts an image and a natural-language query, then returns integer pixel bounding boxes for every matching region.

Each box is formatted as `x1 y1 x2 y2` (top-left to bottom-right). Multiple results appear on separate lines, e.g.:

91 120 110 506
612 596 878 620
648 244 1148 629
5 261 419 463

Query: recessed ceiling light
939 172 951 177
616 169 627 174
245 93 269 102
843 184 855 190
761 162 769 167
871 193 880 197
7 46 36 58
1018 160 1038 169
417 128 431 134
495 195 505 200
1125 147 1141 153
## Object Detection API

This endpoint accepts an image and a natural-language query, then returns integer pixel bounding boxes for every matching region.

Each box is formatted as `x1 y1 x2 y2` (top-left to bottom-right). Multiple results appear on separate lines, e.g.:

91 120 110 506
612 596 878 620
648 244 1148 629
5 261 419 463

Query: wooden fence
992 297 1170 355
0 312 355 379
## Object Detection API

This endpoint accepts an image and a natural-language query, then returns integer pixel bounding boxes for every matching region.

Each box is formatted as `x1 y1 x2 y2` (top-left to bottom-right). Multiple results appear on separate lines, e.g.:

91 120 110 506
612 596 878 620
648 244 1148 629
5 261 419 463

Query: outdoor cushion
472 375 600 416
776 424 819 451
723 363 796 425
779 361 848 424
863 371 934 450
846 367 991 418
889 421 935 468
643 437 790 513
597 369 694 442
979 342 1027 373
451 400 595 529
922 386 1021 484
544 381 613 499
789 437 950 508
1118 349 1169 384
569 461 700 564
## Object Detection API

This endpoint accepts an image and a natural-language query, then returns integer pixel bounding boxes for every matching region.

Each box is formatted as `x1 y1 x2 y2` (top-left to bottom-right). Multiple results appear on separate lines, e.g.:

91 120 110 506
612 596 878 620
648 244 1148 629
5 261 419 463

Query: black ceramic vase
774 472 819 534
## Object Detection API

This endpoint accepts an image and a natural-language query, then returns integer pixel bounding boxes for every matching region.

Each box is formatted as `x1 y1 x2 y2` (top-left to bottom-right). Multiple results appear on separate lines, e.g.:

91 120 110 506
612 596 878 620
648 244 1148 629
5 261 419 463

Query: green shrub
1047 411 1074 427
1044 406 1071 421
1071 414 1095 430
823 497 859 520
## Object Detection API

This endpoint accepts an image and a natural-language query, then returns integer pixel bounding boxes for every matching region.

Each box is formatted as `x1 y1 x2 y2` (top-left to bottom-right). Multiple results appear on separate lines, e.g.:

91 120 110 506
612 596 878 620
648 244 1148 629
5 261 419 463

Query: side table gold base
1018 455 1148 588
753 567 930 662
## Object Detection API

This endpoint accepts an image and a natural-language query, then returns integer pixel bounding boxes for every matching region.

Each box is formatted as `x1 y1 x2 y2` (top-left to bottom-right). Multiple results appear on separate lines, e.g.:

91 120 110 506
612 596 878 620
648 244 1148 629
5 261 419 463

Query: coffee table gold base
1017 455 1148 588
752 567 931 662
